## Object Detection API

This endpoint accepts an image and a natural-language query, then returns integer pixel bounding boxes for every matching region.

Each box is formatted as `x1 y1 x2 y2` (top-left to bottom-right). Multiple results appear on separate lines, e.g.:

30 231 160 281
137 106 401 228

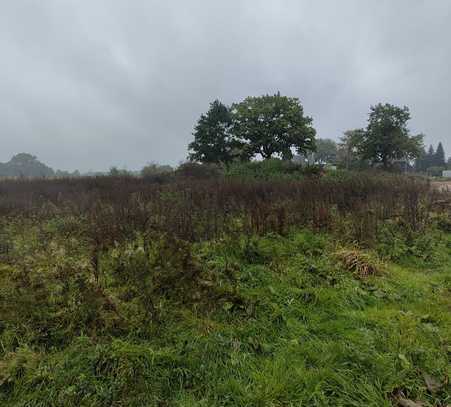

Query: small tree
414 147 427 172
231 93 316 160
313 138 338 164
360 104 423 169
188 100 235 164
337 129 365 169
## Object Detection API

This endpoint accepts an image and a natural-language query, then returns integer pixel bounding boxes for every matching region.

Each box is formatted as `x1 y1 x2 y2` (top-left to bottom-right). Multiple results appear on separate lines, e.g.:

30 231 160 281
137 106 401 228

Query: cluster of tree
295 134 363 169
0 153 84 179
330 105 424 171
329 105 432 171
3 98 446 180
188 93 316 164
0 154 175 180
304 135 448 176
0 153 56 178
189 96 429 171
415 142 448 175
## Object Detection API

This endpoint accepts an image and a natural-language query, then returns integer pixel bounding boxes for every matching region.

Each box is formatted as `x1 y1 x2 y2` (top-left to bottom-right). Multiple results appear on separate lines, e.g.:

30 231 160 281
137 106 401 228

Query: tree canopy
0 153 55 178
188 100 235 164
188 94 316 164
187 97 439 174
359 104 423 168
231 93 316 160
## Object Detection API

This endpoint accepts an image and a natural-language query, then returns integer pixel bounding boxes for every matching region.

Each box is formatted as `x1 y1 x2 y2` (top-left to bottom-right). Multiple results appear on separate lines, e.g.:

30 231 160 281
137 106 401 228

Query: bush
140 163 173 181
107 236 202 322
335 248 382 278
176 162 223 179
376 221 444 265
226 159 306 180
427 166 446 177
0 259 120 348
436 213 451 232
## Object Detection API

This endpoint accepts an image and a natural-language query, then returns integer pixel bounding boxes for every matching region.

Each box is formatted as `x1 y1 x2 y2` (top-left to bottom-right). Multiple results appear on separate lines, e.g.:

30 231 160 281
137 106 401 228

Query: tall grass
0 172 433 244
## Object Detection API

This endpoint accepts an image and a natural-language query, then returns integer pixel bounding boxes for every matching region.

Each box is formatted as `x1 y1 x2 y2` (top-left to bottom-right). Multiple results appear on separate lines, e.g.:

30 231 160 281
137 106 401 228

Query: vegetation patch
0 174 450 406
335 248 382 278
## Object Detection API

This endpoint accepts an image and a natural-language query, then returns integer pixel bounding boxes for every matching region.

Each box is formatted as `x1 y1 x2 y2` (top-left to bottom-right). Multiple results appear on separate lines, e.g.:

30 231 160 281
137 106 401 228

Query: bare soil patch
432 180 451 192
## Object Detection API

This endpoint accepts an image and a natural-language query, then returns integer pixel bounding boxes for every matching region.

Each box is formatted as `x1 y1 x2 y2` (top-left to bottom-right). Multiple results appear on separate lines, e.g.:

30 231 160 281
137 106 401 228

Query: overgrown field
0 172 450 406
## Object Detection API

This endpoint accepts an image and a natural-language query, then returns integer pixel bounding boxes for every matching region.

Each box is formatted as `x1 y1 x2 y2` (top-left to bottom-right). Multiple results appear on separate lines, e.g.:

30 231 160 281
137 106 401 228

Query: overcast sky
1 1 450 171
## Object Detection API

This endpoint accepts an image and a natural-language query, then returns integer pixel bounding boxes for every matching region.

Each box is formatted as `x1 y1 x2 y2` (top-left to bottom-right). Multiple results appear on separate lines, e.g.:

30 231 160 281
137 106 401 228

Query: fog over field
0 0 450 171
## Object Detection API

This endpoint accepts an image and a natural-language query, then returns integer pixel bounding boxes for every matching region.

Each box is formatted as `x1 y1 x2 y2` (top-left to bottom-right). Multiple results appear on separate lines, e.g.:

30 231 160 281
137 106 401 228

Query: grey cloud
0 0 450 171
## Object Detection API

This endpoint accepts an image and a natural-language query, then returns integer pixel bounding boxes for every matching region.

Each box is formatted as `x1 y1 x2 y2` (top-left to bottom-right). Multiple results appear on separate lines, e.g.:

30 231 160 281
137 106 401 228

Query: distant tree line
188 94 448 174
2 96 448 179
414 142 449 175
302 136 449 174
0 153 82 179
0 153 176 180
0 153 55 178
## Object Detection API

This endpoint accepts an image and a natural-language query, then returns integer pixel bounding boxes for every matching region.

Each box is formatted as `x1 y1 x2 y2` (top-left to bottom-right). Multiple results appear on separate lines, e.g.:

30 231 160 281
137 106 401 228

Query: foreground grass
1 229 450 406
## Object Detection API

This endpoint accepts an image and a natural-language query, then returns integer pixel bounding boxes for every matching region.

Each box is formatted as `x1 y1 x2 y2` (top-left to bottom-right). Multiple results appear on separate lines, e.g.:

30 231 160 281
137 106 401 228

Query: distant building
442 170 451 178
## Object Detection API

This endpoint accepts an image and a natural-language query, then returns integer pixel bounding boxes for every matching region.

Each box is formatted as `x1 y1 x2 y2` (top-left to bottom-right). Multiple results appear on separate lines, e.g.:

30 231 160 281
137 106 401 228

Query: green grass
1 229 450 406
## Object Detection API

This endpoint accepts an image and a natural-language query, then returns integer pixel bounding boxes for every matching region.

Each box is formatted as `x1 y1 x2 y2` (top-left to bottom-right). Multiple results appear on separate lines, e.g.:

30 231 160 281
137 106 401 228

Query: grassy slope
1 230 450 406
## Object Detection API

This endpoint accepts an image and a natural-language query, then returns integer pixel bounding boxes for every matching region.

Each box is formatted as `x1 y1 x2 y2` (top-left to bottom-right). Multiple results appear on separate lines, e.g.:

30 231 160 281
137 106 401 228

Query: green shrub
427 166 446 177
107 236 202 323
376 222 444 265
225 159 308 180
376 222 410 261
0 258 120 348
436 212 451 232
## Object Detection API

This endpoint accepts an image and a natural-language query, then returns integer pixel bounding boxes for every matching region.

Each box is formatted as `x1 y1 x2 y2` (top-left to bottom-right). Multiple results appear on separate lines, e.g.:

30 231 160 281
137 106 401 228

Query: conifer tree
435 142 446 167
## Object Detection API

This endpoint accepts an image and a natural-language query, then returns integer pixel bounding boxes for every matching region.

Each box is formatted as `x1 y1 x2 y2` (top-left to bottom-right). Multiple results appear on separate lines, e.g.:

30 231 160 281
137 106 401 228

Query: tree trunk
261 149 272 159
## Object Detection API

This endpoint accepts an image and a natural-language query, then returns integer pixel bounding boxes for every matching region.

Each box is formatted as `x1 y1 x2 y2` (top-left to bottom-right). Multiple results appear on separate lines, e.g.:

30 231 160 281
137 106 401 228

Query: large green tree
360 104 423 169
188 100 235 164
231 93 316 160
